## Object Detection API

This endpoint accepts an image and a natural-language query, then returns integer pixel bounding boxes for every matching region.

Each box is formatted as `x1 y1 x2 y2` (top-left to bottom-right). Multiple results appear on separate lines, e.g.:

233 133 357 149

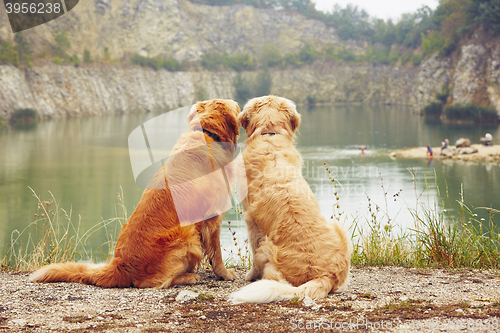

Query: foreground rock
1 267 499 332
390 144 500 163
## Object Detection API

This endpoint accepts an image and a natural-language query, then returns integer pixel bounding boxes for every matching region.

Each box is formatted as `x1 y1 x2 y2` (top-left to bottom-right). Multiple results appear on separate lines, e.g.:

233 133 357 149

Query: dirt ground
1 266 499 332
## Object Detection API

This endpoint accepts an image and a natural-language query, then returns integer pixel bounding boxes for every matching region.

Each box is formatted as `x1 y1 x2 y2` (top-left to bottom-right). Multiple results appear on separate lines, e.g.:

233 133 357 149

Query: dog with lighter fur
229 95 352 304
30 99 240 288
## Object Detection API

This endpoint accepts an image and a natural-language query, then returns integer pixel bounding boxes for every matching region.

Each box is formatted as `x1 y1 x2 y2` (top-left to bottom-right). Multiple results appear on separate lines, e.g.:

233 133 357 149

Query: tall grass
2 166 499 272
1 187 127 271
347 166 500 269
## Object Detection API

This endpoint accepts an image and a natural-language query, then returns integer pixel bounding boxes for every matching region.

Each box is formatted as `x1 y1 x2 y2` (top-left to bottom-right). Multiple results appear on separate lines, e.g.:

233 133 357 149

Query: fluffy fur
29 99 240 288
229 95 352 304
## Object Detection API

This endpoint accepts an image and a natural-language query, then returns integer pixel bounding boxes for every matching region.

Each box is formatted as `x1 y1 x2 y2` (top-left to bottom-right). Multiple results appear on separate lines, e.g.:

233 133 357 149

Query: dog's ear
238 108 249 130
188 102 204 124
279 98 301 133
290 110 301 133
225 103 241 142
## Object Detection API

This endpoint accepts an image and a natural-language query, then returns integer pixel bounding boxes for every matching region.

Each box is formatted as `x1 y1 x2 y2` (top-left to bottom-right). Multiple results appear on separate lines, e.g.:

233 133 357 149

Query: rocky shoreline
1 267 499 332
390 144 500 163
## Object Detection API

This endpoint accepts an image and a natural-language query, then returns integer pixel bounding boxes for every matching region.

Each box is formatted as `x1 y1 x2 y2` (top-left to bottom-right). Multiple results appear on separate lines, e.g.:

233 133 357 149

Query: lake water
1 104 499 263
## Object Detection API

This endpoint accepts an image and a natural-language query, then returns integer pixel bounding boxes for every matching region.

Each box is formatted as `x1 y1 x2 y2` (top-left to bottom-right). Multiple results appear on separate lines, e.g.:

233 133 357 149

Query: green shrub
162 58 180 71
195 85 208 101
411 53 424 66
422 102 443 118
201 51 226 70
70 54 80 65
388 49 400 65
233 74 253 103
84 49 92 63
226 52 255 71
436 87 449 104
365 45 390 64
400 50 413 65
297 43 317 65
53 57 62 65
253 68 272 97
103 47 111 62
130 54 180 71
11 108 38 124
260 43 282 67
281 53 302 67
442 103 499 124
14 32 33 66
306 95 317 106
0 43 19 67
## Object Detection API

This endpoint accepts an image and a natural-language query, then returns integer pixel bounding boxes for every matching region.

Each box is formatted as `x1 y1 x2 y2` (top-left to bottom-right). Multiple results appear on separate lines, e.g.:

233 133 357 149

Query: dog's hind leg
296 275 335 299
246 236 276 281
200 215 236 281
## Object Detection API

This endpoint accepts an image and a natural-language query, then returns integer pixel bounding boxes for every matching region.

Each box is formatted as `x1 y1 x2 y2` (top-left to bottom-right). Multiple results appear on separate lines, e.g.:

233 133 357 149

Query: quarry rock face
0 0 499 117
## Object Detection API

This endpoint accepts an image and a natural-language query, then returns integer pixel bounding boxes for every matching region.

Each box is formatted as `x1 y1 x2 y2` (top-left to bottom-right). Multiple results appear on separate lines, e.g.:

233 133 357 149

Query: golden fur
29 99 240 288
230 95 352 304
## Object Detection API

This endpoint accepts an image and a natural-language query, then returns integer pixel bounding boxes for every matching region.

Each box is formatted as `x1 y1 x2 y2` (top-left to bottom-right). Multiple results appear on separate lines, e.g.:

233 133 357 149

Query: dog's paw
173 273 201 286
218 268 236 281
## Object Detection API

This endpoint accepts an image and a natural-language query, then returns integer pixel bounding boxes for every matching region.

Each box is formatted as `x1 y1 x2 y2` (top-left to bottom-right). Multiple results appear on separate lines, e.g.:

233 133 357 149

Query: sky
312 0 440 21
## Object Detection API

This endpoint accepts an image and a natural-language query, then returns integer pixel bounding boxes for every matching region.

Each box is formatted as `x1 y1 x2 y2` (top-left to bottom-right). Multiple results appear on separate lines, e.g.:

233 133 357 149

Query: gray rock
458 147 478 155
175 290 199 302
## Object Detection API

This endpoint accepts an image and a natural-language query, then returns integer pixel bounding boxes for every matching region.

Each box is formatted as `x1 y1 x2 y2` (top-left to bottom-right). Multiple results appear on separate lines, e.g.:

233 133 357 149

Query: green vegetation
195 84 208 101
84 49 92 64
10 108 38 124
1 188 127 271
233 73 253 102
0 43 19 67
422 101 444 119
3 164 500 272
190 0 500 66
233 69 273 104
201 51 256 71
1 1 495 71
322 163 500 269
442 103 499 124
103 47 111 62
130 54 181 71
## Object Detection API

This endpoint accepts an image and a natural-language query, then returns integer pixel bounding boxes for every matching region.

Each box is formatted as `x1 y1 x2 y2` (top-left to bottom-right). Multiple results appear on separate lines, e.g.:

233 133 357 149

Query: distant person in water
359 145 366 155
427 145 433 157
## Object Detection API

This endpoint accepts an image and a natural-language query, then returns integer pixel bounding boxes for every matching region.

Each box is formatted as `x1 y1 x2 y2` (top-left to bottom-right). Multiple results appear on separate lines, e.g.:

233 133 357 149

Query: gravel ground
1 267 499 332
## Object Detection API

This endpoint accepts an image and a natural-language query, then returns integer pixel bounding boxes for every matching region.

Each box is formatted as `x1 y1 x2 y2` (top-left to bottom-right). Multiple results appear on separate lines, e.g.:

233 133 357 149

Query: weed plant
2 166 499 271
1 187 127 271
342 164 500 269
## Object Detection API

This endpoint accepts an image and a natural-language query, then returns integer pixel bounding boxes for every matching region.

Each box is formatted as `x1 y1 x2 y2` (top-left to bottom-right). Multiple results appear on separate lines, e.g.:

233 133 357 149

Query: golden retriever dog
29 99 240 288
229 95 352 304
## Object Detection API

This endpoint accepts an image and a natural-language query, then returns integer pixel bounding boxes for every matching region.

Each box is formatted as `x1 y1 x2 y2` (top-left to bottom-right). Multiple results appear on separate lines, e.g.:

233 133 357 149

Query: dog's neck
194 127 222 143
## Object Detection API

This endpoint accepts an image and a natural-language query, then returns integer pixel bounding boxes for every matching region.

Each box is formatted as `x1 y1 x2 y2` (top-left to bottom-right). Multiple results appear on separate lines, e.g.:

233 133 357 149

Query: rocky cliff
0 0 499 118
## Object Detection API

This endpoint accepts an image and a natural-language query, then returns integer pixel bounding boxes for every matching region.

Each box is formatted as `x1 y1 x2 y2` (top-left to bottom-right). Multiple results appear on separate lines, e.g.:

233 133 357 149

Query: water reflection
1 105 499 262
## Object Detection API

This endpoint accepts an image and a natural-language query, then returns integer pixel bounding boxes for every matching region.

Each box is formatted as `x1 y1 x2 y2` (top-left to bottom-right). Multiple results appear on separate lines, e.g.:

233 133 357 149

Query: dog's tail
29 261 131 288
229 275 340 304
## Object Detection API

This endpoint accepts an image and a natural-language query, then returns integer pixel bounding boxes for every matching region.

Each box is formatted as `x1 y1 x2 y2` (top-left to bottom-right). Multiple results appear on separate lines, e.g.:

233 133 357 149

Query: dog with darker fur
30 99 240 288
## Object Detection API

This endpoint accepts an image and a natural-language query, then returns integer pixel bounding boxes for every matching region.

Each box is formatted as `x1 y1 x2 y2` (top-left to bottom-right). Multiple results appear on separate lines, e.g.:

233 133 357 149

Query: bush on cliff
130 54 180 71
442 103 499 124
422 102 444 119
10 108 38 124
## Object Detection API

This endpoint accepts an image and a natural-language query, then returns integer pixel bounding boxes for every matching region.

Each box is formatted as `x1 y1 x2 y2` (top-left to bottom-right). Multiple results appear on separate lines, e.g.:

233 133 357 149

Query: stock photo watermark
290 317 499 331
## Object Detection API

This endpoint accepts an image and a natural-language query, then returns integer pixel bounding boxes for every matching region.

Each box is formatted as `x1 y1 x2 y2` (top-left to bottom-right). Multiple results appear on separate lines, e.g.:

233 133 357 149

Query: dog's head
188 99 240 146
238 95 301 140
